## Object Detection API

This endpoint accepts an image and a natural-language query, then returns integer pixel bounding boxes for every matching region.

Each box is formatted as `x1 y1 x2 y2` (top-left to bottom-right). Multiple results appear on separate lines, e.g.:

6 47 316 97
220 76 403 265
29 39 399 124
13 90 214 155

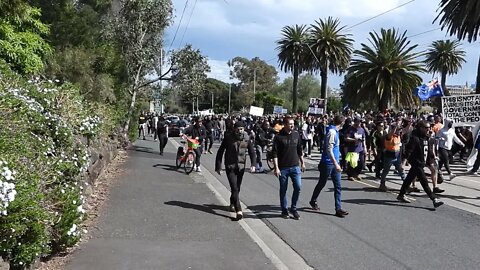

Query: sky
164 0 479 90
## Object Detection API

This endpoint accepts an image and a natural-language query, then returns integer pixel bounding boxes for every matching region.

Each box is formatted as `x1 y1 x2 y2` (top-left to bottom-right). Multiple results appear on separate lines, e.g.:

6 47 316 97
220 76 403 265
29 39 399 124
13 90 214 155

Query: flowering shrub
0 63 115 268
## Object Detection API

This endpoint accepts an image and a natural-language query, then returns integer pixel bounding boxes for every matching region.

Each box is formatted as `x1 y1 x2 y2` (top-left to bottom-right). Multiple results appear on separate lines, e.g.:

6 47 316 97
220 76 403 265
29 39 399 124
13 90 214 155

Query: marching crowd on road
137 109 480 220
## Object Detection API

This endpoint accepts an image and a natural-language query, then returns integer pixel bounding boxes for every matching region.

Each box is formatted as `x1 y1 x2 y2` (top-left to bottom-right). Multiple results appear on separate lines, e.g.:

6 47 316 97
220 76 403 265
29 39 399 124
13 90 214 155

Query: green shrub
0 63 116 268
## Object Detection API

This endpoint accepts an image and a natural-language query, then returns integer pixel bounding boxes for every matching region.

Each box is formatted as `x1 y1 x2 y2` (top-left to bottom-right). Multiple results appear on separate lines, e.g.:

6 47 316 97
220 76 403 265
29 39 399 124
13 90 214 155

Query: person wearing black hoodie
397 120 444 208
215 121 256 220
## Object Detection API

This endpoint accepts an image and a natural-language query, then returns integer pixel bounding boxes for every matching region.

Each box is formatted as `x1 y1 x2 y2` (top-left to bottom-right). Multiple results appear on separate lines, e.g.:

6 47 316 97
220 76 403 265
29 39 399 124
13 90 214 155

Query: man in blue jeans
310 115 349 218
272 117 305 220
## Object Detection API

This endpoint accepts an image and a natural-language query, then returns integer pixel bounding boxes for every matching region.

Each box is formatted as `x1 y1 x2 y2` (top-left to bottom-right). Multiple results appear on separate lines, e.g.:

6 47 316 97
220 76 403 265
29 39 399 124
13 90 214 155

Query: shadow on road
164 201 235 220
153 163 182 172
342 198 435 211
247 204 292 219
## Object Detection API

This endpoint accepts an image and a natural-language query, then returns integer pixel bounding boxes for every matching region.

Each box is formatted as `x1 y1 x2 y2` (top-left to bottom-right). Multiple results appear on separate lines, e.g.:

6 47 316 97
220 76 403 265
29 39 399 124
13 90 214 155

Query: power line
407 27 441 38
179 0 198 46
347 0 416 30
168 0 189 51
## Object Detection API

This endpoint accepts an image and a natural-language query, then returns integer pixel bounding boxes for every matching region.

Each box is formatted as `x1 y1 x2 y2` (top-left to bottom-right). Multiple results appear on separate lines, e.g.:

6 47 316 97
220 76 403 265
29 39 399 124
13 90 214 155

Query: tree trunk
292 65 299 114
122 89 137 140
476 55 480 94
441 71 449 96
379 87 390 112
320 68 328 99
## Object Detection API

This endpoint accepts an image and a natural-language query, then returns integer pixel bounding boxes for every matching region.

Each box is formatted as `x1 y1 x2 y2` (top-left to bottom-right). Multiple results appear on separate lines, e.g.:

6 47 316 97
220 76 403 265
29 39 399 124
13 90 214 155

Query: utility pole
211 91 214 109
253 68 257 103
228 83 231 114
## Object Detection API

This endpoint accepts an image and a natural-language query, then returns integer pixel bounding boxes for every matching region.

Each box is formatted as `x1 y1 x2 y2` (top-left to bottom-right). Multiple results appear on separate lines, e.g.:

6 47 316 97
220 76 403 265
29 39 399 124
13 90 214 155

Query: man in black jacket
215 121 256 220
397 120 444 208
183 117 207 172
272 117 305 220
157 116 168 155
203 116 214 154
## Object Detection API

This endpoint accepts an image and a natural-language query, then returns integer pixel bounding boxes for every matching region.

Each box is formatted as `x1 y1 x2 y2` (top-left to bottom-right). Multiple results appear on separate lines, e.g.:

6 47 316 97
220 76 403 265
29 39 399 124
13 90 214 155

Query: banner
415 79 444 101
273 105 283 114
442 94 480 126
308 98 326 115
249 106 264 116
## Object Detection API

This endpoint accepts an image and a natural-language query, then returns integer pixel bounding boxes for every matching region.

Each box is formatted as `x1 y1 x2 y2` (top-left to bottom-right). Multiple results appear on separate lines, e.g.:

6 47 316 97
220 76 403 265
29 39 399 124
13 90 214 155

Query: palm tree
276 24 310 113
435 0 480 93
424 40 466 95
308 17 354 99
346 28 425 111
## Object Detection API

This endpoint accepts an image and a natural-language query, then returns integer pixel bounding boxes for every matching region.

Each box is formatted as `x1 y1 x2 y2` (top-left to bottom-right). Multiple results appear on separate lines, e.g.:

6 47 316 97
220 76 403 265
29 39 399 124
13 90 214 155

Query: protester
345 117 366 180
215 121 256 220
182 117 207 172
272 116 305 220
157 116 168 155
397 120 444 208
309 115 349 217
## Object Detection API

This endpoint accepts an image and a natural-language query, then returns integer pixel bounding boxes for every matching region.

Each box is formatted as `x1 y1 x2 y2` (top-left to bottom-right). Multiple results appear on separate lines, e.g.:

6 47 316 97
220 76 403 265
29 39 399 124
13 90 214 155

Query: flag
415 79 444 101
466 122 480 172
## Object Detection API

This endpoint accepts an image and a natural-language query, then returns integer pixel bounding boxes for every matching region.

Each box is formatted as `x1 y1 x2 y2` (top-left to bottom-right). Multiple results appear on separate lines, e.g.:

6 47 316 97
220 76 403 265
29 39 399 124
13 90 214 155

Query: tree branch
135 65 173 90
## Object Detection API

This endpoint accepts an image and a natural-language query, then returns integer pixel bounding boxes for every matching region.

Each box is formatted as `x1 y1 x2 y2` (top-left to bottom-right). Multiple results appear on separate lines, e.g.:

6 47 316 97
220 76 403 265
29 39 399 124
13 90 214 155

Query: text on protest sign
442 94 480 126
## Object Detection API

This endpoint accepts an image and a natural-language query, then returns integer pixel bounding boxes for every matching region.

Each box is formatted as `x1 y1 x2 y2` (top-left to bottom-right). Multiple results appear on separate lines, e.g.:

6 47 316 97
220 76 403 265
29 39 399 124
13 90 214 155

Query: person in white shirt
435 119 464 179
302 117 315 157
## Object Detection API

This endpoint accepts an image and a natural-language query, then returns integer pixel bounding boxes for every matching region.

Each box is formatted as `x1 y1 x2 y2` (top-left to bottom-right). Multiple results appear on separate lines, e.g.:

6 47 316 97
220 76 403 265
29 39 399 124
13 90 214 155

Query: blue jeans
380 152 405 186
311 162 342 211
278 166 302 212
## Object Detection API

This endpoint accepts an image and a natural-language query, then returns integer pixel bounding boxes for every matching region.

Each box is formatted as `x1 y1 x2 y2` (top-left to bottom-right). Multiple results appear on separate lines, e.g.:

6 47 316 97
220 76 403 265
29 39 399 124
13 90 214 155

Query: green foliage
276 74 322 112
228 57 278 105
308 17 353 99
424 40 466 95
276 24 311 113
0 1 51 74
345 28 425 111
435 0 480 42
0 64 115 268
170 45 211 112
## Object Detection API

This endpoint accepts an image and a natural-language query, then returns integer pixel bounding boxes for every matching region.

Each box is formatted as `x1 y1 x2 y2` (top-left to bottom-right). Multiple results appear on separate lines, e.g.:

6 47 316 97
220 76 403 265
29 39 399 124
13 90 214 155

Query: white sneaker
196 166 202 172
448 173 456 180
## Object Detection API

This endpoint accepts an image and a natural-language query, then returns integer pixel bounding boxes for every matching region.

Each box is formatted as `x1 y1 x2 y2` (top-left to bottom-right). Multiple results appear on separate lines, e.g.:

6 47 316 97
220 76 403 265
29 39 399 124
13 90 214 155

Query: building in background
447 85 475 96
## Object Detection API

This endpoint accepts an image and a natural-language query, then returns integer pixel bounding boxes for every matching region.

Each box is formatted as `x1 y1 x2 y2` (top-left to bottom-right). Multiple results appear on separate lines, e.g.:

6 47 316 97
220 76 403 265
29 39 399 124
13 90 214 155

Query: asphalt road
67 137 480 270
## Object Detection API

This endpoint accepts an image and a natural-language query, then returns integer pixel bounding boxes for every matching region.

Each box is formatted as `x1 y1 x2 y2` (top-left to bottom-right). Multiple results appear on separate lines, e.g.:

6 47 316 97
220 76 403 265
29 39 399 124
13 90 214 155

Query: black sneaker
289 209 300 220
407 186 421 193
236 211 243 220
309 201 320 211
281 211 289 219
397 195 410 203
433 187 445 194
433 198 444 208
335 209 349 218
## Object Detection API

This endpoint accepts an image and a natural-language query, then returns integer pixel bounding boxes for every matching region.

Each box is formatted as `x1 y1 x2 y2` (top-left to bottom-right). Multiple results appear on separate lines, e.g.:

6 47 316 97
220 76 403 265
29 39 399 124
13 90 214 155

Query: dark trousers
438 148 452 174
226 167 245 212
302 139 312 156
399 166 434 200
347 151 365 178
158 133 167 154
204 133 214 152
193 147 202 166
450 142 464 161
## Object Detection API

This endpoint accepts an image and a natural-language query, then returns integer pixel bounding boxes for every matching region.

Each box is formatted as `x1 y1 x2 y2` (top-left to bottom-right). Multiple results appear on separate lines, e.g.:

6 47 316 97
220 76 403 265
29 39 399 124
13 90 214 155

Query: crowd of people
138 109 480 220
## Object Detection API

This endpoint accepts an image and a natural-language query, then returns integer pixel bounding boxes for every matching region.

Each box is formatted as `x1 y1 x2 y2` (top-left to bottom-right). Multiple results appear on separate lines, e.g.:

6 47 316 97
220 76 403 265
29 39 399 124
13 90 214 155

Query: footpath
66 139 275 270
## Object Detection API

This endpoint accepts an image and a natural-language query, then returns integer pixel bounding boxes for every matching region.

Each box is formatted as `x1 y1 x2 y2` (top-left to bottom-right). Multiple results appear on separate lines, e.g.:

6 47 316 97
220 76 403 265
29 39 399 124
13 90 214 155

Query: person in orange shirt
432 115 443 134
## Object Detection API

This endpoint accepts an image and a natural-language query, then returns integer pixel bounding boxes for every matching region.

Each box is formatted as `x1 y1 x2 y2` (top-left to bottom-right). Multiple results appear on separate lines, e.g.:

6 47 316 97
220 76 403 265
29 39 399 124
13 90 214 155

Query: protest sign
273 105 283 114
249 106 264 116
442 94 480 126
308 98 326 115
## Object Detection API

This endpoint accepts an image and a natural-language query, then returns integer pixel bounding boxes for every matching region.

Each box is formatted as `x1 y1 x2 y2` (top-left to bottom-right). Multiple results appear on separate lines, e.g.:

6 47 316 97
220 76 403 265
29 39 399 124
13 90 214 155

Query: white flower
72 200 76 205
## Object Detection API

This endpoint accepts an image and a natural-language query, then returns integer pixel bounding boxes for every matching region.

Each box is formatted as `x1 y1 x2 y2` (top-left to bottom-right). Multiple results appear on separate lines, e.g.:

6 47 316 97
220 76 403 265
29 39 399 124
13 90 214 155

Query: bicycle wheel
176 147 184 169
184 151 196 174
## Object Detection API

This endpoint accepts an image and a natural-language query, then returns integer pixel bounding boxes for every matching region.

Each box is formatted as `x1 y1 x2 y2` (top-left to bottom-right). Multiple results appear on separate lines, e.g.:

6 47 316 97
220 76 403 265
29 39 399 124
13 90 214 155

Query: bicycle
265 140 275 171
176 135 200 174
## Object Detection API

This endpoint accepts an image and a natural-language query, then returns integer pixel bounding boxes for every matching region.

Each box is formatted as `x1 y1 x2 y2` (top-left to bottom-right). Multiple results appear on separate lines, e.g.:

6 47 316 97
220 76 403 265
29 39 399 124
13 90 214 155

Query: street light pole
211 91 214 109
253 68 257 103
228 83 231 114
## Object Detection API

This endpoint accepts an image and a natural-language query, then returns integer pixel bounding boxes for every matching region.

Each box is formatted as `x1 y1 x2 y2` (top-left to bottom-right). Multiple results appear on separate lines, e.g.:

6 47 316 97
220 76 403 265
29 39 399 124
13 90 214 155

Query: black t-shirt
157 120 167 134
